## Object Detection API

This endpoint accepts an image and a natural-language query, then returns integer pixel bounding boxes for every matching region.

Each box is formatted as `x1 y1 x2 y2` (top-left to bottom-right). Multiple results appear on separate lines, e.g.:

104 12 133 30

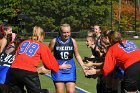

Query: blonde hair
94 25 101 31
87 31 94 37
31 26 45 42
60 23 71 31
108 31 122 45
86 35 96 43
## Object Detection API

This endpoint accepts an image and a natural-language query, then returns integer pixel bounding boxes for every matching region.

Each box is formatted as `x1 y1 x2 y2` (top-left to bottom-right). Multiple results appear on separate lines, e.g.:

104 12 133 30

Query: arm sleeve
41 45 59 72
102 48 116 76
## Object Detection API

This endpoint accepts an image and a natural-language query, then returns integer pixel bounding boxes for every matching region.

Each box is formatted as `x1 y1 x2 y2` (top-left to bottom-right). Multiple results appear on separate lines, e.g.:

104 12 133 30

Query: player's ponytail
31 26 45 42
108 30 123 46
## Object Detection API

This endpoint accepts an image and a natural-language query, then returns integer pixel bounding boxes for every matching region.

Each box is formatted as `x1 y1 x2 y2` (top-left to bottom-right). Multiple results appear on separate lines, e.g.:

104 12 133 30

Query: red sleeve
102 47 116 76
41 44 59 72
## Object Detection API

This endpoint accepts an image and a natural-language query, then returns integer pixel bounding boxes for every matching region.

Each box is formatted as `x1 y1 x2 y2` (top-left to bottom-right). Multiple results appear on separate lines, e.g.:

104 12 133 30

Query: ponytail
31 26 45 42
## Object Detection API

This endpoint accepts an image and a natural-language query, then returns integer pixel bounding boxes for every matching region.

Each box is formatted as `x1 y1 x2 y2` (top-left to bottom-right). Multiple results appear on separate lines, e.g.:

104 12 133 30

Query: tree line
0 0 139 37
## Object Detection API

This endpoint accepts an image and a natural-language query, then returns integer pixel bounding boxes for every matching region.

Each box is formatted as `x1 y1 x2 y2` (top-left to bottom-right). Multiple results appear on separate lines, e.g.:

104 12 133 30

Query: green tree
0 0 21 34
22 0 112 32
0 0 20 23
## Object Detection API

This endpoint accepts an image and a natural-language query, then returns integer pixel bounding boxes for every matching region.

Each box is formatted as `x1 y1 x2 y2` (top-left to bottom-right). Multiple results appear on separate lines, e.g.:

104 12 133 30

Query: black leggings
123 61 140 91
8 68 41 93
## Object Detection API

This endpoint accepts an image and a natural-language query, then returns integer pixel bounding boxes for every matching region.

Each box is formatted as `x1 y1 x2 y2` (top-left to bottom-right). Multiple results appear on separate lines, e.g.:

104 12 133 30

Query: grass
39 39 140 93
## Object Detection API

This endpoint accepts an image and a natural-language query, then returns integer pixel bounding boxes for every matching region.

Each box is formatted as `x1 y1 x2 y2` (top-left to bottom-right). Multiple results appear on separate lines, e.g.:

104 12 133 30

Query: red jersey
11 40 59 72
102 40 140 76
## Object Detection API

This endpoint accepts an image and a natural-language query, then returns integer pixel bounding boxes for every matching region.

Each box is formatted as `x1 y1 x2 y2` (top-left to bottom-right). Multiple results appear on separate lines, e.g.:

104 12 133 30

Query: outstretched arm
49 38 56 52
72 38 86 70
85 68 102 76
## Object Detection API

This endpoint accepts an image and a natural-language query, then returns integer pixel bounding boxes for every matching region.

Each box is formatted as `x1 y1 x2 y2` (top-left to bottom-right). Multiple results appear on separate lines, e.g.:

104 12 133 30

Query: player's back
11 39 46 72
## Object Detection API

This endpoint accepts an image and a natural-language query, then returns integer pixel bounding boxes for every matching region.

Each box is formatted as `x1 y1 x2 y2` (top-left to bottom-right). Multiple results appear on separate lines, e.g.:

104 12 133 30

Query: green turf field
39 39 140 93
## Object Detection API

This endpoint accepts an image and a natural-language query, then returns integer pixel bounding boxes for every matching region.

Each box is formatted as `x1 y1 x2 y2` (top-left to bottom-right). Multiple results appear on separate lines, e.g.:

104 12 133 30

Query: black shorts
8 68 41 93
53 81 76 84
123 60 140 91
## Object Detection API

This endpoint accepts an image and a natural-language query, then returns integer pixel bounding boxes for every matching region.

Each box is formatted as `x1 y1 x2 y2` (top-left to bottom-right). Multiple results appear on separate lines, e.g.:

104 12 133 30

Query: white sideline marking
44 74 90 93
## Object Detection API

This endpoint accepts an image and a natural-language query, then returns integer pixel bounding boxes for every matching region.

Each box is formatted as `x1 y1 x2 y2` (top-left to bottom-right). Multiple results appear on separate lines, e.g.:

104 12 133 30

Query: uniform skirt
51 58 76 81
